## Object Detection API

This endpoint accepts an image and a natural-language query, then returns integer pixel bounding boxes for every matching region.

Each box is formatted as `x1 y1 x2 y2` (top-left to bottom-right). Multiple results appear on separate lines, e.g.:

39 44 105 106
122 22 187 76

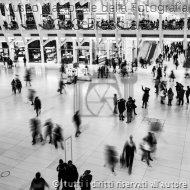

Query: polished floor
0 60 190 190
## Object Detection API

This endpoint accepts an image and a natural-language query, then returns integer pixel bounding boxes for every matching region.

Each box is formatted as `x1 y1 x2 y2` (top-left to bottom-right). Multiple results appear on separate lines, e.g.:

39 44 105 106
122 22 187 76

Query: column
9 43 14 60
40 41 44 63
107 39 110 59
56 38 61 64
4 4 10 23
21 3 26 24
135 0 140 61
51 2 59 30
25 43 29 65
89 39 93 65
73 39 77 63
159 0 163 54
184 0 188 51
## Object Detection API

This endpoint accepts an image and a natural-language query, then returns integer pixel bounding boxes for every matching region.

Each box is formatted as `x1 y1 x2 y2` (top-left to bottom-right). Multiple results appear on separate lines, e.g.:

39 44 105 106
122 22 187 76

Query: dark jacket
79 173 92 190
34 98 41 110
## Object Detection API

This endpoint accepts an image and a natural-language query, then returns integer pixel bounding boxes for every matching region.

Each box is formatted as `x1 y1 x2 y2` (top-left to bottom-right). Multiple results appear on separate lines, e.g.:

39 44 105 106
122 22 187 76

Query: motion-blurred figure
118 98 126 121
122 136 136 174
30 118 43 145
113 94 118 114
25 68 32 86
43 119 53 144
34 96 41 117
58 78 66 94
142 86 150 109
28 89 36 105
53 124 64 149
11 78 17 94
73 111 81 137
15 78 22 93
105 145 118 175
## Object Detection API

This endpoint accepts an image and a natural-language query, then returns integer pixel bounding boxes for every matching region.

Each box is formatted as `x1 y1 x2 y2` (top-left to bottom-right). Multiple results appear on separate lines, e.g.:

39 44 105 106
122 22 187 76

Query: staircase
147 42 157 64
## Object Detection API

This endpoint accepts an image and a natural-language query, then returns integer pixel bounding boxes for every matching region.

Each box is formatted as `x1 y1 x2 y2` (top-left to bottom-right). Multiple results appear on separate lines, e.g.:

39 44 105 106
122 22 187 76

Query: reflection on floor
0 61 190 190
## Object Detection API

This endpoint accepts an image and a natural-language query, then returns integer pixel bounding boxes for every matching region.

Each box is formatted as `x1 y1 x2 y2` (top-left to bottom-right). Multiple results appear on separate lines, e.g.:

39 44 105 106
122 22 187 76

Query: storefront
44 40 57 63
0 42 9 62
28 40 41 62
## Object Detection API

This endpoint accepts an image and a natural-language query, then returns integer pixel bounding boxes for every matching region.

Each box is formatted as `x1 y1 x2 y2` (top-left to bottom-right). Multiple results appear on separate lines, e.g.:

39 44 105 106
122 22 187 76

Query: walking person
23 56 26 67
73 111 82 137
113 94 118 114
34 96 41 117
56 159 67 190
11 78 17 94
79 170 93 190
186 86 190 104
43 119 53 144
53 124 64 149
58 78 66 94
25 68 32 86
152 66 156 77
30 118 43 145
29 172 49 190
105 145 118 175
169 70 175 82
127 136 136 175
167 88 174 106
178 86 185 106
15 78 22 93
28 89 36 105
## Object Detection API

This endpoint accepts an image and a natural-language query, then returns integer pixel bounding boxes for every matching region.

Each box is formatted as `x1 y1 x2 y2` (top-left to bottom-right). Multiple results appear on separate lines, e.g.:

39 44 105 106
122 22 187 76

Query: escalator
147 42 157 64
139 41 151 59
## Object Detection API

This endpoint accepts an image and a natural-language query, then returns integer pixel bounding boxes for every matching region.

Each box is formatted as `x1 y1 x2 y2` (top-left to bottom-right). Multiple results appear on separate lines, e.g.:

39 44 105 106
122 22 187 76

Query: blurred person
25 68 32 86
118 98 126 121
167 88 174 106
79 170 92 190
66 160 79 190
23 56 26 67
186 86 190 104
30 118 43 145
142 86 150 109
169 70 175 82
152 66 156 77
105 145 118 175
29 172 49 190
178 85 185 106
11 78 17 94
160 87 167 104
15 78 22 93
154 77 160 94
28 89 36 105
58 78 66 94
73 111 81 137
43 119 53 144
53 124 64 149
126 97 134 123
113 94 118 114
56 159 67 190
34 96 41 117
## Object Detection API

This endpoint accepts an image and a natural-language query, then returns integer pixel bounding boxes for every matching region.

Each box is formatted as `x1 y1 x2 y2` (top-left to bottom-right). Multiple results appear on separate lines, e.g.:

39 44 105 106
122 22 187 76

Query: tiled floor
0 60 190 190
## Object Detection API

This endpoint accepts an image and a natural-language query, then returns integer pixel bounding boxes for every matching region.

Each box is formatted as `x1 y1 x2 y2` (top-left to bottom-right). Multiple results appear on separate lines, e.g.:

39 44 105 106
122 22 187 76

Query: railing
21 24 37 30
3 21 19 30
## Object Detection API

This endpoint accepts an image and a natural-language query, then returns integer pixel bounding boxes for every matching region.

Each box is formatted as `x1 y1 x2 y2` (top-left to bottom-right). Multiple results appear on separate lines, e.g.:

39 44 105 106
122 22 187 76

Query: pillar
73 39 77 63
9 43 14 60
107 39 110 59
184 0 188 51
89 39 93 65
159 0 163 54
25 43 29 65
56 38 61 64
40 42 44 63
135 0 140 61
4 4 10 23
51 2 59 30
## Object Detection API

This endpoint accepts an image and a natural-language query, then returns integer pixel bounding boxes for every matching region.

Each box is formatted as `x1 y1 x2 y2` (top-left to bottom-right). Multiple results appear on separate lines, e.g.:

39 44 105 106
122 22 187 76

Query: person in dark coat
73 111 81 137
53 124 64 149
43 119 53 144
117 98 126 121
25 68 32 86
28 89 36 105
11 79 17 94
79 170 92 190
186 86 190 104
15 78 22 93
23 56 26 67
157 66 162 79
29 172 49 190
66 160 79 190
58 79 66 94
178 86 185 106
34 96 41 117
56 159 67 190
142 86 150 109
113 94 118 114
